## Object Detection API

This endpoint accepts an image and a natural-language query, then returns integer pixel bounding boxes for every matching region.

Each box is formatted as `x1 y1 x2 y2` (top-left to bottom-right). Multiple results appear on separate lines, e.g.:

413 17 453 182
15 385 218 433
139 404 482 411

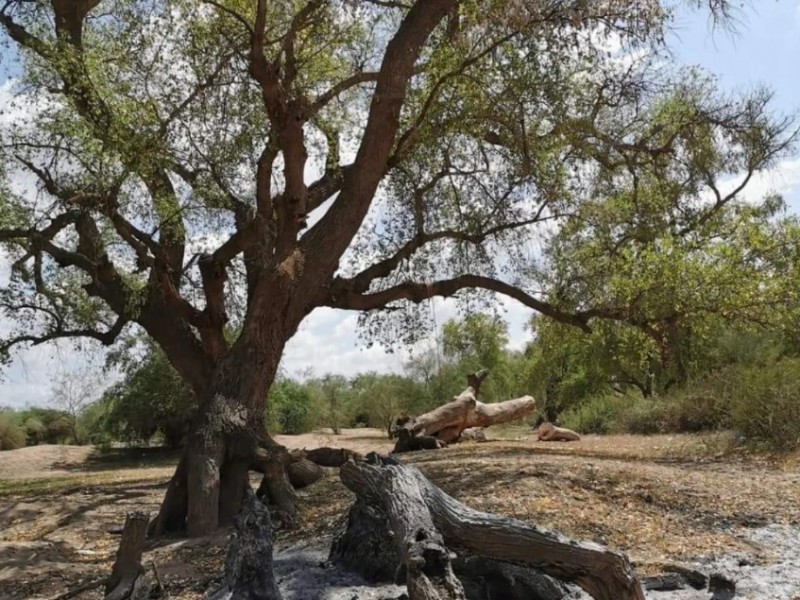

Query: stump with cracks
332 453 645 600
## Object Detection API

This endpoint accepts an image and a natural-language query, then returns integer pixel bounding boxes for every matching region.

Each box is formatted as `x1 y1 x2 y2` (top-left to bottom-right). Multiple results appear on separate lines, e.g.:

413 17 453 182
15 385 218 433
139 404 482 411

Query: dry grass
0 428 798 599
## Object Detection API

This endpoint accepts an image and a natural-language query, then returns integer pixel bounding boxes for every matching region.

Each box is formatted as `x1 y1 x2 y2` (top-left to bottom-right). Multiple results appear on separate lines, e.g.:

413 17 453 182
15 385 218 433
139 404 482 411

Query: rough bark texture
329 495 571 600
338 456 466 600
105 512 149 600
537 422 581 442
151 403 298 538
335 454 645 600
206 489 283 600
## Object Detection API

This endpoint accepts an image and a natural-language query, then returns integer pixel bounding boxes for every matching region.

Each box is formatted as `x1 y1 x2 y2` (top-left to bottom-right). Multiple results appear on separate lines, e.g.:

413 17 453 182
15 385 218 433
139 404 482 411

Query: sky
1 2 800 408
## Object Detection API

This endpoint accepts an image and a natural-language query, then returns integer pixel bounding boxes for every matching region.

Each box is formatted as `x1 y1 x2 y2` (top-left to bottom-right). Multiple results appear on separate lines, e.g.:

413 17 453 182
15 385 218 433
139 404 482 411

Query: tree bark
105 512 149 600
206 488 283 600
152 323 302 538
393 370 536 452
394 394 535 452
336 454 645 600
303 446 364 467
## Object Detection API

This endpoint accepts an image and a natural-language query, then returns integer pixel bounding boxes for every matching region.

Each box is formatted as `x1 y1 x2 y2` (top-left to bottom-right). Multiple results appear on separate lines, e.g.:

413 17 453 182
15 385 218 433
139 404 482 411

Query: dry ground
0 428 798 600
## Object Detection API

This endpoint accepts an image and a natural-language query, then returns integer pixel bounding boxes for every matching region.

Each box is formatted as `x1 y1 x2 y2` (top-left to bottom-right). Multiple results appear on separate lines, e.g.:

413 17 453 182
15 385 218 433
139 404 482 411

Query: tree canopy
0 0 797 536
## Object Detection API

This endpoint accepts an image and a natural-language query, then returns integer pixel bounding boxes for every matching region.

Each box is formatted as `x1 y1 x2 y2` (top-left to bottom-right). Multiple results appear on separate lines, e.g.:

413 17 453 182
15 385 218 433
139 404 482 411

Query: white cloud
725 155 800 207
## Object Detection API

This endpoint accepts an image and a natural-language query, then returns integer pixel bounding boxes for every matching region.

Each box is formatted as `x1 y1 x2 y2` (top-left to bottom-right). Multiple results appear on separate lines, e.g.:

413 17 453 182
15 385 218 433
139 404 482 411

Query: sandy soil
0 445 95 480
0 428 798 600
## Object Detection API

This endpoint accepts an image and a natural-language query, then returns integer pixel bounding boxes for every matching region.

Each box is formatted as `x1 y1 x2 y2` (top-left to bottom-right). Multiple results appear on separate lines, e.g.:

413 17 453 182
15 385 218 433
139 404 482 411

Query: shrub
0 412 26 450
267 379 318 434
560 393 632 434
728 359 800 451
23 417 46 445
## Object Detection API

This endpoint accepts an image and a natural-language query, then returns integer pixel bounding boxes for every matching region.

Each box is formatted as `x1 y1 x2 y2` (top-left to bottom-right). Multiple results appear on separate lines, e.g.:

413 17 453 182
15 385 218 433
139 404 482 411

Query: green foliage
266 379 318 435
96 346 195 448
348 372 427 432
559 394 633 435
726 360 800 451
0 412 26 450
442 314 514 401
12 407 75 445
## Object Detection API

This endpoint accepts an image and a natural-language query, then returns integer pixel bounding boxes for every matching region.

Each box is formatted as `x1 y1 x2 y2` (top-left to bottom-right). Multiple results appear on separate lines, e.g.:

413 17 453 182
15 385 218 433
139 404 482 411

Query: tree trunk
206 488 283 600
334 454 645 600
152 394 297 538
105 512 149 600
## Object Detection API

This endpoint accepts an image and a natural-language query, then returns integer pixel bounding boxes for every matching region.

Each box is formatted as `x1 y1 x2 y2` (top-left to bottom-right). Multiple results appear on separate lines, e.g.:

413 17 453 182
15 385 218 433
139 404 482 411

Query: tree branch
325 275 591 332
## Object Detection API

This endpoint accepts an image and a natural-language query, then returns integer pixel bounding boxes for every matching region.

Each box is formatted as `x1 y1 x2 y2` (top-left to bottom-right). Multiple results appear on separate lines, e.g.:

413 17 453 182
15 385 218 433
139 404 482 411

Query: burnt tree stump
206 488 283 600
332 453 645 600
105 512 150 600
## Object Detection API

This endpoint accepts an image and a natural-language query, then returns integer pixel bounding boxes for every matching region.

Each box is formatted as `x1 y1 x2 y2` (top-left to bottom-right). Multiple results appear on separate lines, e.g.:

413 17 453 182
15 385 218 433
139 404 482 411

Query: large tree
0 0 793 536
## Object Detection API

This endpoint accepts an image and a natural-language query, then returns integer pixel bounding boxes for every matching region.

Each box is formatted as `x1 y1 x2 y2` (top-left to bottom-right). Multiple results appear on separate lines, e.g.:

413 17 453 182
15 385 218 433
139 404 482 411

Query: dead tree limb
105 512 149 600
335 454 645 600
394 394 535 451
304 446 363 467
537 422 581 442
393 369 536 452
286 457 324 489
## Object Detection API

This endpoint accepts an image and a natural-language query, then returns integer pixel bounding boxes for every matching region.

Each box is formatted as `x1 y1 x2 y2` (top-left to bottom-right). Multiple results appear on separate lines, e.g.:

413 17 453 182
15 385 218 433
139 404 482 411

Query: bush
728 359 800 451
560 388 727 436
0 412 26 450
23 417 46 445
15 408 74 444
560 393 632 434
267 379 318 434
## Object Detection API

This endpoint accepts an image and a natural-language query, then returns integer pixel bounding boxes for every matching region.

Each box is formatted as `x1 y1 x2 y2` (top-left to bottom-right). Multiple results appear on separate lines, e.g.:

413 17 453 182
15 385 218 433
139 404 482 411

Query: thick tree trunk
334 454 645 600
151 313 306 539
152 396 298 538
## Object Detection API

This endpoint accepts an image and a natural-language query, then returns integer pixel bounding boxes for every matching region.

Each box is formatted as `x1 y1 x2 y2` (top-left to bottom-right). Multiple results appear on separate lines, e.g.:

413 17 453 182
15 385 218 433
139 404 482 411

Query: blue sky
1 2 800 407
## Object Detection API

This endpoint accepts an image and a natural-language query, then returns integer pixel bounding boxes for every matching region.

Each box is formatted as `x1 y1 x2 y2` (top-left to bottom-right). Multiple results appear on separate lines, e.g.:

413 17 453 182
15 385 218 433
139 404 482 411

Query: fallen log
393 369 536 452
537 422 581 442
394 394 535 451
304 446 363 467
286 458 324 489
333 453 645 600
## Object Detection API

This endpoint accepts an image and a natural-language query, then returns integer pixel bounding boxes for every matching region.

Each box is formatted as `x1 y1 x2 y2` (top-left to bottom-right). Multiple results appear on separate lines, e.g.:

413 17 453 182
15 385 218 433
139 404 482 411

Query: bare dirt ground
1 428 798 600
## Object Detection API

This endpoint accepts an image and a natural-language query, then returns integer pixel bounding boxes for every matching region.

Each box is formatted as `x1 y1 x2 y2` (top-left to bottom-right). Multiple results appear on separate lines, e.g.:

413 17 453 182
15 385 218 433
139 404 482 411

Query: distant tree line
2 310 800 452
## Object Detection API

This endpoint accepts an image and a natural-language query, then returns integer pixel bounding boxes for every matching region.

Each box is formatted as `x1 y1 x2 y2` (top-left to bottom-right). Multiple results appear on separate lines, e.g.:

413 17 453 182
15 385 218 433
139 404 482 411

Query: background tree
442 313 512 400
99 342 196 448
50 365 102 444
0 0 794 537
